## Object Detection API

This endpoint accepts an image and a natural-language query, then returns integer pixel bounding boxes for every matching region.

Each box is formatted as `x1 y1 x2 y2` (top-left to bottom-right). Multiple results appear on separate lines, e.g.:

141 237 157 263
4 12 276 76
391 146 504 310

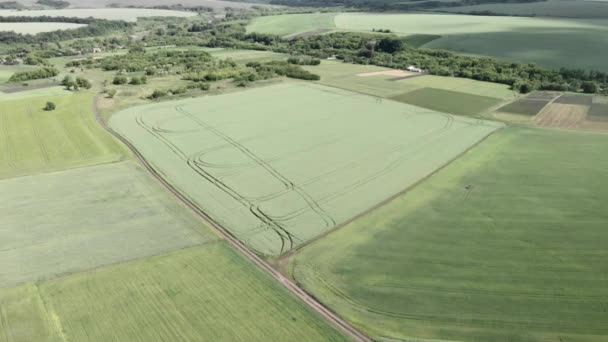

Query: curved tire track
93 97 370 342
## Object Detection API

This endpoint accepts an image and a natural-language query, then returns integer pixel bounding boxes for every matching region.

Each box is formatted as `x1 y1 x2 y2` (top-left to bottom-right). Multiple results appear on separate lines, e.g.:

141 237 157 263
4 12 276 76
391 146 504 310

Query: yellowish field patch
534 103 589 129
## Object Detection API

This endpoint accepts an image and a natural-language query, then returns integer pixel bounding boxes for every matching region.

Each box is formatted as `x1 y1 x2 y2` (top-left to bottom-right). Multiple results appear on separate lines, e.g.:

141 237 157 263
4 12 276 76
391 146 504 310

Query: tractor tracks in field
92 97 371 342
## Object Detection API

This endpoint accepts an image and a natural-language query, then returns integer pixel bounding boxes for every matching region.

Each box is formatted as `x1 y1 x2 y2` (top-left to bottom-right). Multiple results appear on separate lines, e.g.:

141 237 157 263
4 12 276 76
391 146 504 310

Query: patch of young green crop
110 81 503 256
588 102 608 121
0 161 213 287
292 127 608 342
247 12 336 37
4 243 348 341
497 98 550 116
390 87 502 116
0 91 124 179
555 93 593 105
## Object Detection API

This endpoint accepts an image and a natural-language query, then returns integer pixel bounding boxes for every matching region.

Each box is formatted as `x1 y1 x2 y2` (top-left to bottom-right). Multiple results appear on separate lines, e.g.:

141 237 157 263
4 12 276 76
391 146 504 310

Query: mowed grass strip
292 127 608 342
0 243 348 342
390 87 502 115
0 161 213 288
0 91 124 179
111 81 503 256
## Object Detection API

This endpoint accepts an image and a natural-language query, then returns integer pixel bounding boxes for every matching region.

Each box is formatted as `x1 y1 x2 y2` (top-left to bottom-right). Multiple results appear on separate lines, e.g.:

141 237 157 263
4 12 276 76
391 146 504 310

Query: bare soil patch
534 103 589 128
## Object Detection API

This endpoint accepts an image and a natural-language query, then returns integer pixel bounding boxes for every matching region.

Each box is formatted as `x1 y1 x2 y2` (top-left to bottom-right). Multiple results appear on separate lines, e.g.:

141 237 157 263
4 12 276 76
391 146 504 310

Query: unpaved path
92 96 371 342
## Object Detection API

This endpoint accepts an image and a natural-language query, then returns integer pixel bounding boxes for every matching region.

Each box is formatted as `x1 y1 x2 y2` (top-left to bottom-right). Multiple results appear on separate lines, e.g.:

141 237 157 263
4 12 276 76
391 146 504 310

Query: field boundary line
92 96 371 342
281 122 505 261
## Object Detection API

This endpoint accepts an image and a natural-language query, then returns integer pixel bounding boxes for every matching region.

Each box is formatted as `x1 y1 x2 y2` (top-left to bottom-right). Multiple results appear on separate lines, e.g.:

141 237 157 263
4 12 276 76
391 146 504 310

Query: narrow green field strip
111 81 503 256
292 127 608 342
1 243 348 342
0 161 214 288
390 87 502 116
0 92 125 179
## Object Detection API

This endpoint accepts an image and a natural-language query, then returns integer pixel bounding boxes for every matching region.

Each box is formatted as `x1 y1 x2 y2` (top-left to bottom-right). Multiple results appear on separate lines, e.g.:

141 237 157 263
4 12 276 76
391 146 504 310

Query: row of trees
8 66 58 82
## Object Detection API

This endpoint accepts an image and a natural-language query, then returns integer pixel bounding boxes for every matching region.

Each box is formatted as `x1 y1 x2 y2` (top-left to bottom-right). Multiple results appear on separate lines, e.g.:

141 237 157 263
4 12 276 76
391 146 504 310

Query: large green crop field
0 161 212 287
291 127 608 342
110 82 503 256
435 0 608 18
0 91 124 179
0 243 348 341
246 12 336 37
248 13 608 71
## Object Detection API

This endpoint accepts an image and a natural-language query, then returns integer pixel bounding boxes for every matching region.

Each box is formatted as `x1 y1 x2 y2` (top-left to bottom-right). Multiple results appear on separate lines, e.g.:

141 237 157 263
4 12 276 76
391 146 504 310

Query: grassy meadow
0 243 348 341
0 91 124 179
110 81 503 256
291 127 608 342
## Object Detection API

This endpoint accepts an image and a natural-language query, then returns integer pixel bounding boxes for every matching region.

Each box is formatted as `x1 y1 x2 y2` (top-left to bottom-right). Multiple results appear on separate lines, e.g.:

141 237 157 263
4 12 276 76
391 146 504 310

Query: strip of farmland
110 82 503 256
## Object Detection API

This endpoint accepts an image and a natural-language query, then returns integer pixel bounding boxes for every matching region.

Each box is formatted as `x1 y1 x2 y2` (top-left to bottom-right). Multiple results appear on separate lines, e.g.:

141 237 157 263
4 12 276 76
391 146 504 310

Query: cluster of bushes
8 67 58 82
95 50 216 73
113 75 147 85
238 61 320 84
372 28 392 33
148 83 210 99
61 75 91 90
287 56 321 66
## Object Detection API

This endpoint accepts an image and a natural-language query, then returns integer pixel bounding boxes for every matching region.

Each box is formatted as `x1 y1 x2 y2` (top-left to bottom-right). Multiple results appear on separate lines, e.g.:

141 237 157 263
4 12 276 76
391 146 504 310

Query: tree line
140 20 606 94
9 66 58 82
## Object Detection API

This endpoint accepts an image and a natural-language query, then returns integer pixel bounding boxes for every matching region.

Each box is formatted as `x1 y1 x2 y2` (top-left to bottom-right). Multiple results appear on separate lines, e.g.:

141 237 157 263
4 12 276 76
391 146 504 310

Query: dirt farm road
92 97 371 342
